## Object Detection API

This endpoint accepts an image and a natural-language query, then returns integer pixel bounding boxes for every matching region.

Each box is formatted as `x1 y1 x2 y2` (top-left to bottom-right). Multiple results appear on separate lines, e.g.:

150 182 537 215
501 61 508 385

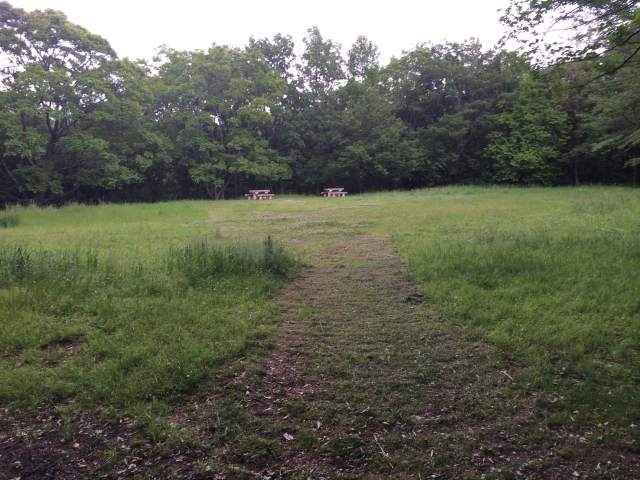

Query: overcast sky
10 0 511 63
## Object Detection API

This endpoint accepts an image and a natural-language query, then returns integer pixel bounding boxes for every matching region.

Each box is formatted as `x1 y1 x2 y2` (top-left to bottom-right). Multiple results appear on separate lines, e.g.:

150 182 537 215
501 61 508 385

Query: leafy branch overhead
501 0 640 74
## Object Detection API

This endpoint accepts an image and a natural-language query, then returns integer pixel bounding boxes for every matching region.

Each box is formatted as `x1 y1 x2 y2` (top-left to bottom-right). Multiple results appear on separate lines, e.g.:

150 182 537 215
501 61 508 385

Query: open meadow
3 0 640 476
1 186 639 478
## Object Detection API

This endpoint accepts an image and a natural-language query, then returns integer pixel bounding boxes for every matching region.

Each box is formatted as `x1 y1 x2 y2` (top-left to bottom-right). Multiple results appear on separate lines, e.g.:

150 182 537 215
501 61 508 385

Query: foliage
0 2 163 203
299 26 345 97
584 48 640 185
155 46 291 199
2 1 640 206
501 0 640 71
486 73 570 184
347 35 380 81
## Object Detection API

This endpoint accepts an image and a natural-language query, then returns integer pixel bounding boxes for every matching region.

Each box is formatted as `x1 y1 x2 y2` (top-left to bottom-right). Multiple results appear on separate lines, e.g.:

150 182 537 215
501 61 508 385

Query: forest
1 0 639 204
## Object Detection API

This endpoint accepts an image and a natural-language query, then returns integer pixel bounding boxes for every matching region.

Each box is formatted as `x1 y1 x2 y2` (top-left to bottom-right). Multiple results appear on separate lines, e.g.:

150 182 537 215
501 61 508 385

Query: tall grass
0 236 295 413
395 188 640 423
0 207 20 228
166 235 294 286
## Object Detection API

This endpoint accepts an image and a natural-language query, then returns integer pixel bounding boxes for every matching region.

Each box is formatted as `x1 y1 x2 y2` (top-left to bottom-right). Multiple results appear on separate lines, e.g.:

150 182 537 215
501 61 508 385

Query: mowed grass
1 186 639 427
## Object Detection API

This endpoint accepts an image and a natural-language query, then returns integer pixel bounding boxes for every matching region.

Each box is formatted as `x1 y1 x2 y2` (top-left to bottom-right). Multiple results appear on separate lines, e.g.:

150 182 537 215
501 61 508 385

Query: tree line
1 1 639 204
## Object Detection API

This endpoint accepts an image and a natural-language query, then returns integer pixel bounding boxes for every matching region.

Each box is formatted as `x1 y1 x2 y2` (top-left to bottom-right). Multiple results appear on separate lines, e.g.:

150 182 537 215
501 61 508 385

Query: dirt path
206 235 638 479
2 234 638 479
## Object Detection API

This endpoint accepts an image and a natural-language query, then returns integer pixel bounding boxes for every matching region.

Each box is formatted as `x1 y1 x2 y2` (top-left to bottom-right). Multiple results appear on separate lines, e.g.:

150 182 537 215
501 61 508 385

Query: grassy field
0 205 295 430
1 186 639 429
389 187 640 424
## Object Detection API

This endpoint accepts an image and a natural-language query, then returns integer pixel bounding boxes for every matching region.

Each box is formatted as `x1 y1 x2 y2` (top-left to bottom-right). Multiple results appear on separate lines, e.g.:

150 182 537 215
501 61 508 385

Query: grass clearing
0 187 639 434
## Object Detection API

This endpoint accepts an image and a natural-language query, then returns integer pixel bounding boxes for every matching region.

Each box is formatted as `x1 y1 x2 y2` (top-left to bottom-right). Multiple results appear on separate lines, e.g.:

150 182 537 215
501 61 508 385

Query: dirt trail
223 234 638 479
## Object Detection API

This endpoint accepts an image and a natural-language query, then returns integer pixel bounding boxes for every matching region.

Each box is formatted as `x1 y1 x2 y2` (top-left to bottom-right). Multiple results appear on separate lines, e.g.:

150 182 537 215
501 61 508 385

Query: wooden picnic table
245 189 274 200
321 187 348 198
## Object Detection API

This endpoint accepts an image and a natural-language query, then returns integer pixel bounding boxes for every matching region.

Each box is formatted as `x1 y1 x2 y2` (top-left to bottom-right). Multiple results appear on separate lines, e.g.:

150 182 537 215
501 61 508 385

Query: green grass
1 186 639 426
0 236 294 415
388 187 640 422
0 206 20 228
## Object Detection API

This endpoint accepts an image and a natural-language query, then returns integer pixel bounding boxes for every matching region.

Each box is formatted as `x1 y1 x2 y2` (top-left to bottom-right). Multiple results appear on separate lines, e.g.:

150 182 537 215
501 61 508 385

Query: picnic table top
247 189 272 194
323 187 344 192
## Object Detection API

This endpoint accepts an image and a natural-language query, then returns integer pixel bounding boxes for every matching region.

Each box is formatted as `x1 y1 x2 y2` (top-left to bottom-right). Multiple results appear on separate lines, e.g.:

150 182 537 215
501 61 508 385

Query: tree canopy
1 1 639 204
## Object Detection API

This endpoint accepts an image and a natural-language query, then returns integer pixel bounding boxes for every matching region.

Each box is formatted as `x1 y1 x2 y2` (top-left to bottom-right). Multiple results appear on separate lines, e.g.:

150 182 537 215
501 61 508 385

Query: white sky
10 0 511 63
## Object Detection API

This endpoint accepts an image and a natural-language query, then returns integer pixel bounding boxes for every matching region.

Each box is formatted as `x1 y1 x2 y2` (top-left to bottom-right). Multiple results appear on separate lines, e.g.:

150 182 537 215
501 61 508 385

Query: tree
84 59 172 202
384 41 527 185
486 73 570 184
584 49 640 186
299 26 345 97
501 0 640 74
322 72 418 191
155 46 291 199
0 2 160 203
284 28 346 190
550 62 596 185
247 34 300 193
248 34 296 80
347 35 380 81
2 0 638 205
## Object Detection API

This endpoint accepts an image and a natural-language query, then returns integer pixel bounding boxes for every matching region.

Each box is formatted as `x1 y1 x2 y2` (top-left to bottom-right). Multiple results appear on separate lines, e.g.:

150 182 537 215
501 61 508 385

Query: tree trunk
214 185 225 200
1 159 21 191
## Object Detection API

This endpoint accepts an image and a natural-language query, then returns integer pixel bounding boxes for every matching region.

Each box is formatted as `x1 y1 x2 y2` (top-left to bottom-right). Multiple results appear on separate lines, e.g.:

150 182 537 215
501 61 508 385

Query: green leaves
300 26 345 97
347 35 379 81
155 45 291 199
0 2 161 202
1 2 639 204
486 73 570 184
501 0 640 73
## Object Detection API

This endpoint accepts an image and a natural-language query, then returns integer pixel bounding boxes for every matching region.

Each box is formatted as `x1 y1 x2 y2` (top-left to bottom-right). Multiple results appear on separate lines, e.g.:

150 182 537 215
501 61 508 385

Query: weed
234 434 282 467
0 207 20 228
295 428 319 450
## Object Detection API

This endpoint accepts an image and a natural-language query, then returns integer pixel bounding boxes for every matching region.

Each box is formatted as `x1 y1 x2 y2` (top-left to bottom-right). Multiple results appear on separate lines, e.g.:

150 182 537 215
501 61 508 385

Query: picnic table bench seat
321 187 348 197
245 189 274 200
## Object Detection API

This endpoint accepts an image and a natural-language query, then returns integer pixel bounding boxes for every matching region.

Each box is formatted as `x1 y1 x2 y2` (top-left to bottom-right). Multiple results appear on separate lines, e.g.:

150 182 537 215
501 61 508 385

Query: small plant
0 207 20 228
55 404 77 443
0 246 30 283
262 235 295 276
295 428 320 450
234 434 282 467
0 246 103 285
132 401 171 444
